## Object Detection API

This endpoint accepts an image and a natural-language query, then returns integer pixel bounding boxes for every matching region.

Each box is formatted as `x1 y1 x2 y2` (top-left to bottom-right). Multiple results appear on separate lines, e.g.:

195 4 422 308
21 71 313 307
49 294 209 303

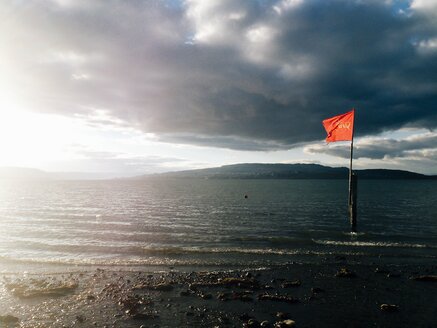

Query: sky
0 0 436 177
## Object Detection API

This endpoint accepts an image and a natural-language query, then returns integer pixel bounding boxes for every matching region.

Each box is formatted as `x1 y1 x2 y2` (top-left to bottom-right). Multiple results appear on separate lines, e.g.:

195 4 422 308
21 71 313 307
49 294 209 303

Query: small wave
139 246 378 259
0 247 331 267
342 232 366 237
312 239 434 249
141 246 308 256
0 255 215 267
0 253 298 267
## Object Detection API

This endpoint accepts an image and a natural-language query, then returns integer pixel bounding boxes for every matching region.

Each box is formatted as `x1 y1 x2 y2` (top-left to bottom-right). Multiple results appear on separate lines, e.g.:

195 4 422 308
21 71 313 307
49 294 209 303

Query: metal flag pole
348 109 357 232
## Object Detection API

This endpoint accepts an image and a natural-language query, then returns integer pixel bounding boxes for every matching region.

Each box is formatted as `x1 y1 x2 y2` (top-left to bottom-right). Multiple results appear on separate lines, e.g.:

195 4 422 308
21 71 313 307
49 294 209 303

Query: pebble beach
1 255 436 328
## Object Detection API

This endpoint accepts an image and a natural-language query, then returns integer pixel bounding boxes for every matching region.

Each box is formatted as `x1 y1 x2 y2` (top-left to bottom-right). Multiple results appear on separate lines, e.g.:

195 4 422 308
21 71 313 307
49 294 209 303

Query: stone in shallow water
0 315 19 324
276 312 289 319
258 294 299 303
133 282 174 291
5 279 78 298
412 275 437 282
335 268 356 278
86 294 96 301
131 312 159 320
246 318 260 327
281 280 301 288
274 319 296 327
218 277 260 289
380 303 399 312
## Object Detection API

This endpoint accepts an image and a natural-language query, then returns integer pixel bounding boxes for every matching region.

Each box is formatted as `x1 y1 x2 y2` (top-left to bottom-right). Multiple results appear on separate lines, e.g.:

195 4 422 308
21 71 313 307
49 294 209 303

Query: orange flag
322 109 355 143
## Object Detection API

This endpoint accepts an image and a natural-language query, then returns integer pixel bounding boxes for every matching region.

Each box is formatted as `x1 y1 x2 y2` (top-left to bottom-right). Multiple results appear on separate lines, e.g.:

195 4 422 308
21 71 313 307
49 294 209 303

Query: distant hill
144 163 436 180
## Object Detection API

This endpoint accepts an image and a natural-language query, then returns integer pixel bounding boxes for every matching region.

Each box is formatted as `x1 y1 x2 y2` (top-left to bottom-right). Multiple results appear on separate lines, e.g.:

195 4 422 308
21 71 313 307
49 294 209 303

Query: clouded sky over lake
1 0 436 176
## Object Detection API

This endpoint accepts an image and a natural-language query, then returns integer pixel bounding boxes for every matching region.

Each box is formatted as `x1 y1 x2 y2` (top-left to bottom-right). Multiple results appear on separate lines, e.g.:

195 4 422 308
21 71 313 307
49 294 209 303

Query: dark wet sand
1 257 436 328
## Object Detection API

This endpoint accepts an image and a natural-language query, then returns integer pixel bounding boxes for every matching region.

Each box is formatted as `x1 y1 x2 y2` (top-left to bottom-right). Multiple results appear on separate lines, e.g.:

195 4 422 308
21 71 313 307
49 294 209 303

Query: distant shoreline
140 163 437 180
1 163 436 181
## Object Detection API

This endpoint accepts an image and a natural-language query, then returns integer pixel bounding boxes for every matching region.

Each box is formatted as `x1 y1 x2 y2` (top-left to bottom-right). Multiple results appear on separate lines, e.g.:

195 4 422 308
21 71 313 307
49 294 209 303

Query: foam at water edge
312 239 434 248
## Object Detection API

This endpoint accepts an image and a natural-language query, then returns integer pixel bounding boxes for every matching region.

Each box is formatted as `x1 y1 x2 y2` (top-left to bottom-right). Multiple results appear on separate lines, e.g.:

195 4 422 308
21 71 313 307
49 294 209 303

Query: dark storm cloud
157 133 294 151
3 0 437 149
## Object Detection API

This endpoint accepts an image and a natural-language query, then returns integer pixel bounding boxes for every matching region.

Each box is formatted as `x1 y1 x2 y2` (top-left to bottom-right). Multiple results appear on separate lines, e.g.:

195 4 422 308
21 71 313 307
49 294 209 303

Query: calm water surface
0 178 436 268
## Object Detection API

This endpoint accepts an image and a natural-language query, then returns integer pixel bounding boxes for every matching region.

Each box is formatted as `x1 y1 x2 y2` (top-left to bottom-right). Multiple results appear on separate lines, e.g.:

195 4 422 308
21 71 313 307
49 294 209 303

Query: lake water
0 178 436 269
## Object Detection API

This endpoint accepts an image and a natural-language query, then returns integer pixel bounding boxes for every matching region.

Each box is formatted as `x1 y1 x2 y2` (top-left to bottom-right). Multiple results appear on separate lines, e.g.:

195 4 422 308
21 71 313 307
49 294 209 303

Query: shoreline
1 256 436 327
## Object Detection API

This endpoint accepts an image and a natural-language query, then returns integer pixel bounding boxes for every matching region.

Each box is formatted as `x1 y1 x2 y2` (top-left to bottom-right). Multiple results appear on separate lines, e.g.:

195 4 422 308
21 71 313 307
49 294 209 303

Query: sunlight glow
0 100 77 167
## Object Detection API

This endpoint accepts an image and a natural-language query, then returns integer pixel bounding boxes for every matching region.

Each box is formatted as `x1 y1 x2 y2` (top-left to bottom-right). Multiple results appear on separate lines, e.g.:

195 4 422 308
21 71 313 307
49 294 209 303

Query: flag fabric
322 109 355 143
